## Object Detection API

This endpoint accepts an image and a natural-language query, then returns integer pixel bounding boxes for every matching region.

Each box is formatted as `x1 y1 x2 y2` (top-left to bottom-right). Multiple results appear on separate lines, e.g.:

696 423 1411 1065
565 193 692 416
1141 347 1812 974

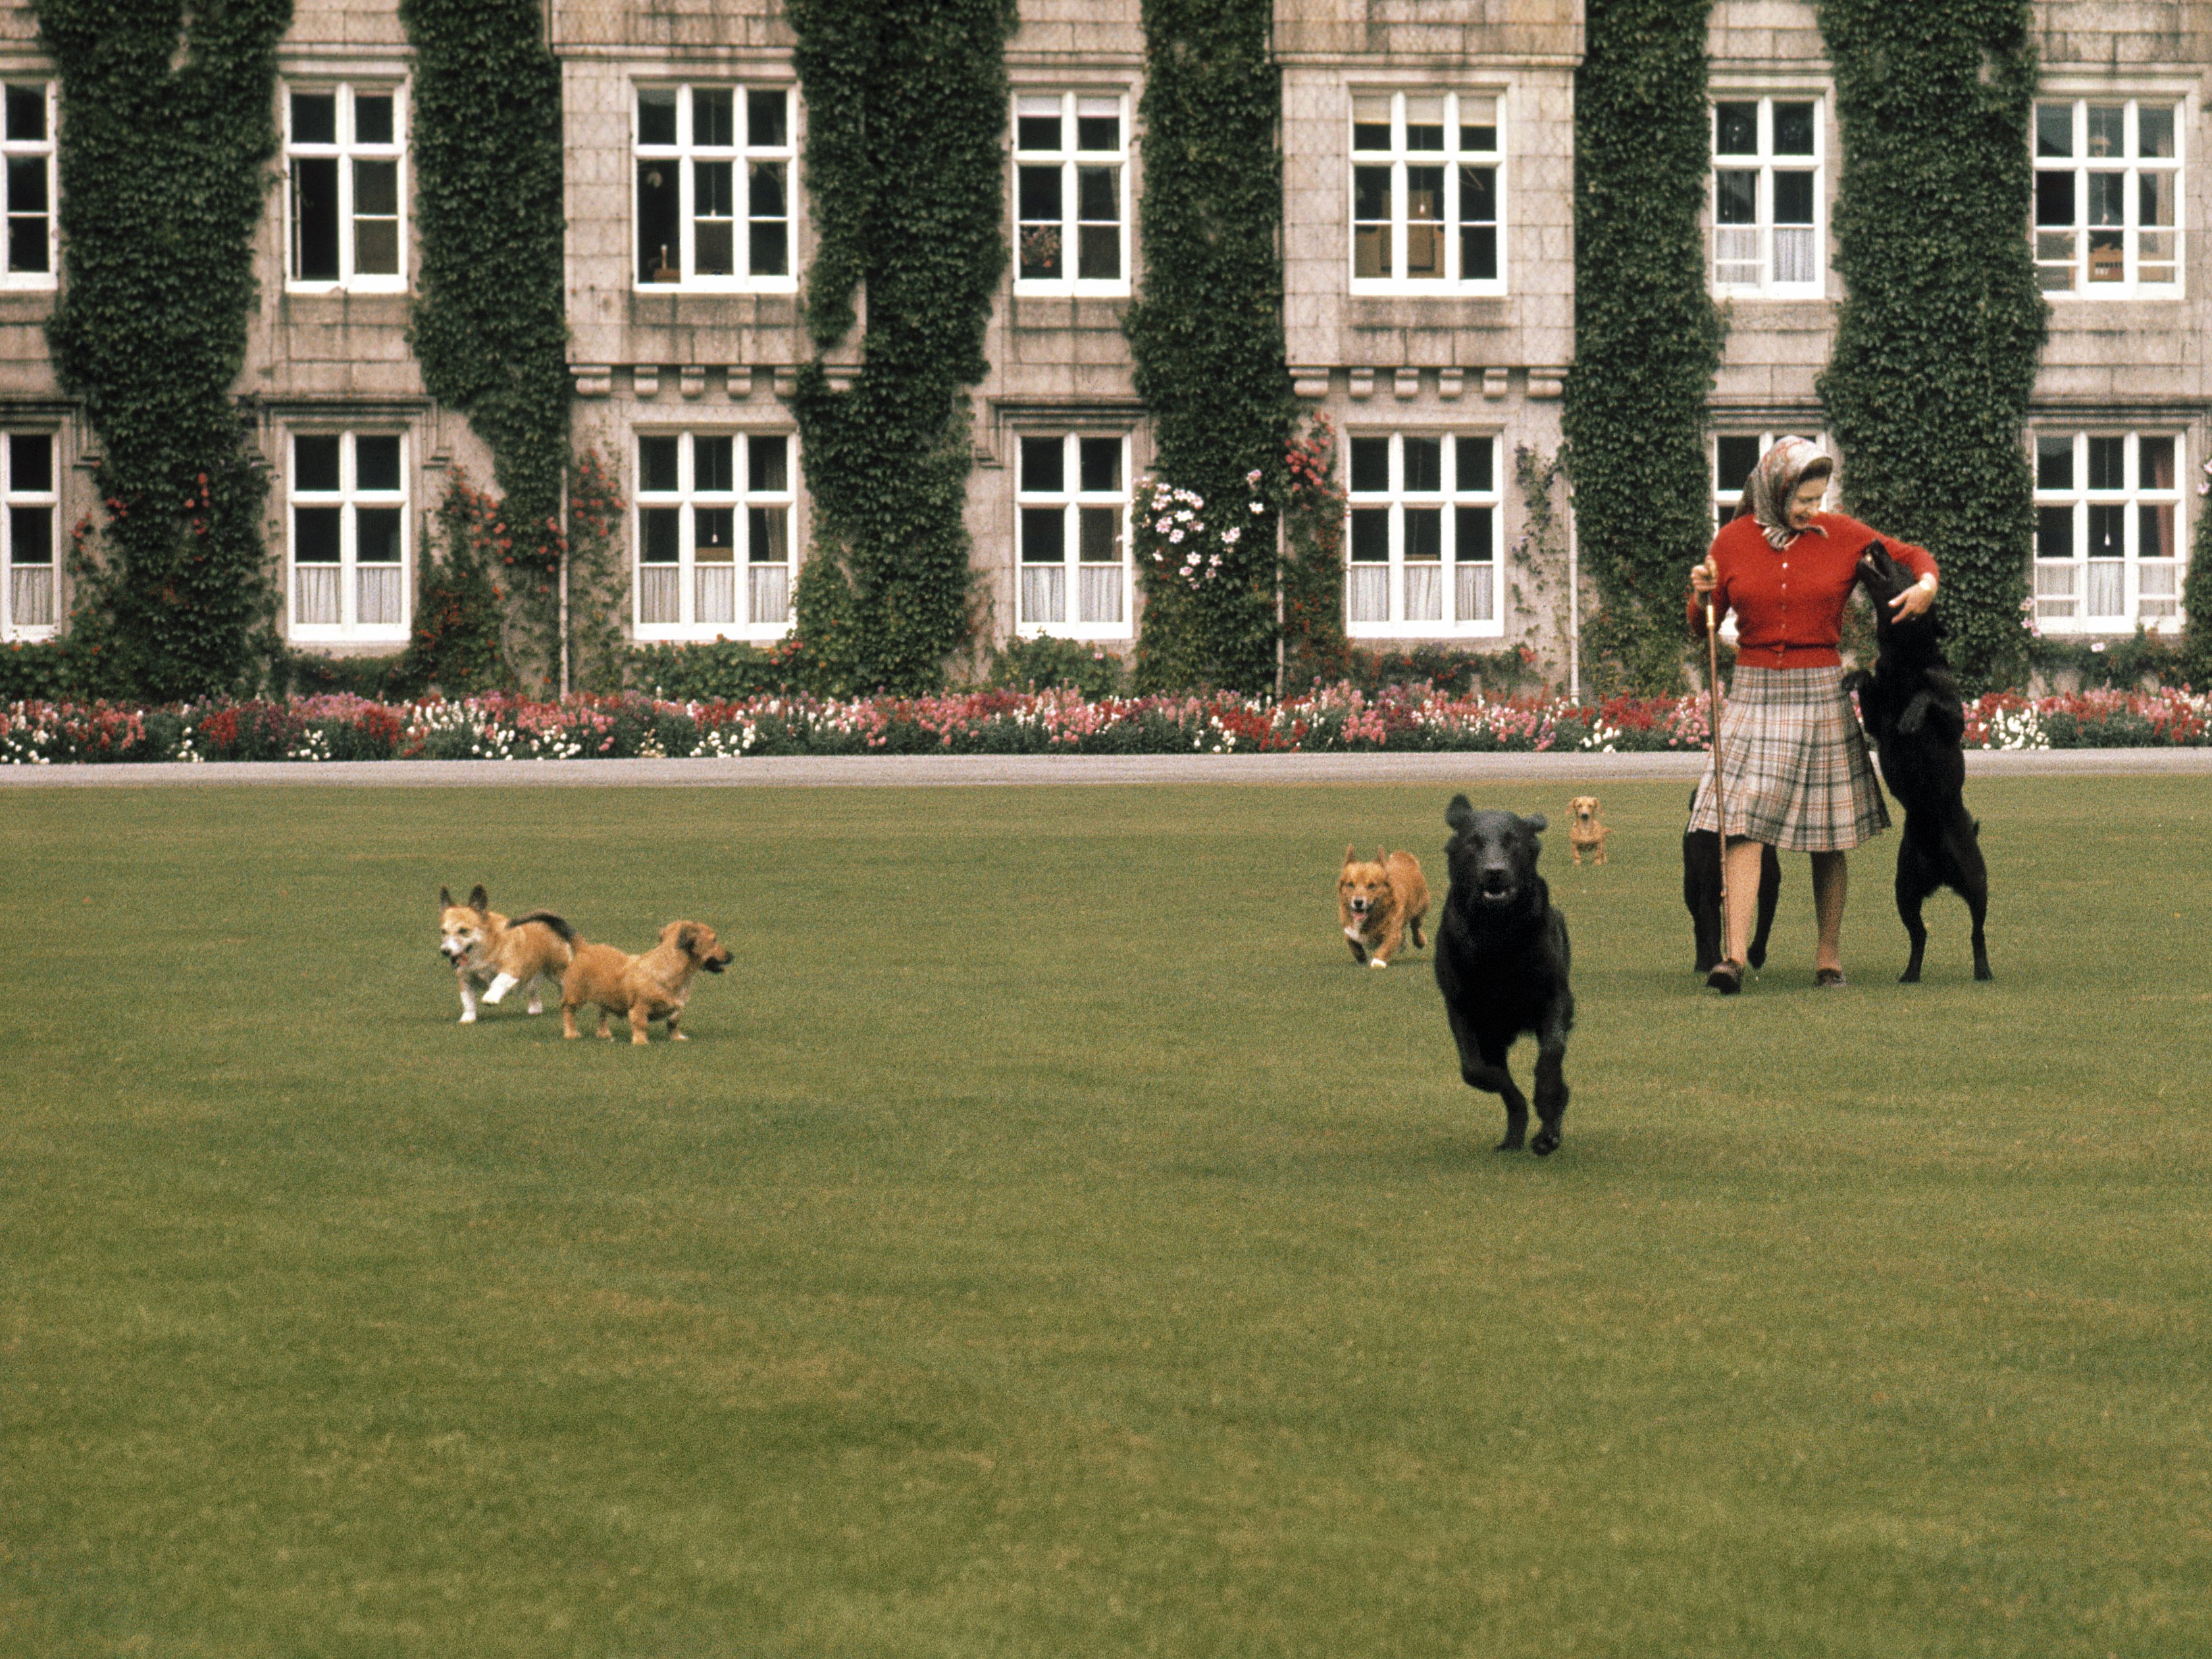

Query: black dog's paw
1746 941 1766 971
1974 964 1993 982
1530 1129 1560 1157
1898 966 1922 984
1495 1133 1525 1152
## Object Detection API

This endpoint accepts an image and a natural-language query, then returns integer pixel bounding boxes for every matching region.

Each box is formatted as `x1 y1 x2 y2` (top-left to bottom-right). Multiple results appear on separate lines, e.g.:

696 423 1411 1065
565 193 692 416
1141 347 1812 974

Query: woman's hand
1690 557 1718 598
1888 574 1937 621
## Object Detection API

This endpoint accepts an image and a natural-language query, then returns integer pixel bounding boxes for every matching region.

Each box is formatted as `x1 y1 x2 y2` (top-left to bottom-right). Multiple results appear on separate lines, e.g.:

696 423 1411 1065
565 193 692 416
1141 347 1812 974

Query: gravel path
3 749 2206 787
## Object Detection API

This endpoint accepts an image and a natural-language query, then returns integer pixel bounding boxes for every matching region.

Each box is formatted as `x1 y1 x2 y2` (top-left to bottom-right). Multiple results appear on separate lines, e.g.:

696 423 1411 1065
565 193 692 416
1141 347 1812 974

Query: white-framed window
1711 431 1832 531
635 84 795 291
1 432 56 638
1012 91 1129 295
1345 432 1504 638
2032 432 2184 633
1 83 56 288
286 84 406 292
1349 90 1505 293
1016 433 1131 638
289 432 409 641
634 432 796 640
2034 99 2183 296
1710 96 1823 295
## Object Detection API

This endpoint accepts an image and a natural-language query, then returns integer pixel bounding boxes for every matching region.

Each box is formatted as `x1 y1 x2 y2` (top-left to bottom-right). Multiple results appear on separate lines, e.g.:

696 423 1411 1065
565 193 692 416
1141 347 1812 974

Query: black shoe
1706 961 1743 995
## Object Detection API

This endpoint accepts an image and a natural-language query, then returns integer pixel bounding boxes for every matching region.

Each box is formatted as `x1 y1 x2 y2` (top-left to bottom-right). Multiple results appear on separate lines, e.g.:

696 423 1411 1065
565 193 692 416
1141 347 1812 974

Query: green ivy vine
1280 412 1349 688
1815 0 2045 694
36 0 293 700
399 0 570 686
1123 0 1295 694
1560 0 1726 698
784 0 1016 696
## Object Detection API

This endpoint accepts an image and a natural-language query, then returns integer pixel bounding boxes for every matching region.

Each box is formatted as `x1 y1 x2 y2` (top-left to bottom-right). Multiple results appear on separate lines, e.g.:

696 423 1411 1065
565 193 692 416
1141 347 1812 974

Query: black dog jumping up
1845 541 1992 983
1682 791 1782 973
1435 799 1574 1156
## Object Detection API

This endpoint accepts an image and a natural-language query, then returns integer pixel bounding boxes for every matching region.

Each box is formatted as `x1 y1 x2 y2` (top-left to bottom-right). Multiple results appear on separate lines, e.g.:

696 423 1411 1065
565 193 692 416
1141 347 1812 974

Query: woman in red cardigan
1687 436 1938 992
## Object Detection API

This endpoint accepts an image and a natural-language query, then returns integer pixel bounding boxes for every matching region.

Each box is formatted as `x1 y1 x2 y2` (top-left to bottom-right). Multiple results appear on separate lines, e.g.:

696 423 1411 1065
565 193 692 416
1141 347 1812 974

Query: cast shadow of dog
1434 798 1574 1156
1845 540 1993 983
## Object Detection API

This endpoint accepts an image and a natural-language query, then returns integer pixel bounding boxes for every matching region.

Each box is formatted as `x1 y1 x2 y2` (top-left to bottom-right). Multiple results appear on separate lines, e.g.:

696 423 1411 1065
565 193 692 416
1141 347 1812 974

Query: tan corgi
1568 796 1610 867
437 885 576 1024
1337 846 1430 968
561 920 734 1044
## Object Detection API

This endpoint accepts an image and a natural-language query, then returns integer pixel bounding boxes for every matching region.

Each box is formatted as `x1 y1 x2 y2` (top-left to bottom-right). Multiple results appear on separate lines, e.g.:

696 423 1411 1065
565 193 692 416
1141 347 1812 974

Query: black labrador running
1435 799 1574 1155
1846 540 1993 982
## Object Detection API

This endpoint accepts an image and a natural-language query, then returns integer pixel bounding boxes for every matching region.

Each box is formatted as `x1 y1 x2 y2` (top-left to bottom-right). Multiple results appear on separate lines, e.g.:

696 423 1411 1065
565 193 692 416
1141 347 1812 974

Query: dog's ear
1343 843 1356 866
468 884 489 912
1445 794 1474 834
674 923 700 956
1523 813 1548 835
438 886 453 910
1376 845 1388 866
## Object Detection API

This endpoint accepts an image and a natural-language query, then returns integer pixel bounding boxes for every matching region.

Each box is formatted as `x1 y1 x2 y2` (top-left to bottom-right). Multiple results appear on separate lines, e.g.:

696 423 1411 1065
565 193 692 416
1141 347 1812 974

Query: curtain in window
1079 565 1121 624
9 565 51 626
296 565 341 625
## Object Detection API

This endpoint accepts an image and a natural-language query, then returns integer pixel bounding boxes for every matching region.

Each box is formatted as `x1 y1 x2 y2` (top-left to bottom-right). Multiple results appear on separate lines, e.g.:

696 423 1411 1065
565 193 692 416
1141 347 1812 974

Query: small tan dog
438 885 576 1024
561 920 734 1044
1337 846 1430 968
1567 797 1610 867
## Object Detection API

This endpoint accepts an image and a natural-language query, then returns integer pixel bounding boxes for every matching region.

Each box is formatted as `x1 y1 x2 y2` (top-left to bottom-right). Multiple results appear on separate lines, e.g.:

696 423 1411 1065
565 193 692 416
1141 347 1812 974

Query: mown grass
1 777 2206 1658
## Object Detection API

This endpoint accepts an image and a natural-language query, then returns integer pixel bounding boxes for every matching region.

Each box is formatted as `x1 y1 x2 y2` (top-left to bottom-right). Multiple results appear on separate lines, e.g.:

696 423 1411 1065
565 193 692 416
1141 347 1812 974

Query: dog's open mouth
1476 875 1518 904
703 958 727 973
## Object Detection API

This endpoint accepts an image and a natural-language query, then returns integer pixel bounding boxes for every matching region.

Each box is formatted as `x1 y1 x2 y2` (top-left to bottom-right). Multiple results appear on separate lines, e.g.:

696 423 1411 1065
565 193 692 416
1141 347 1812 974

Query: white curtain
1403 563 1443 622
1712 226 1760 286
356 565 403 626
1348 565 1388 623
1456 562 1494 624
1772 226 1816 284
9 566 53 628
1021 565 1065 625
2085 561 2124 618
1078 564 1121 624
749 564 789 625
296 565 341 625
696 565 736 625
639 566 681 625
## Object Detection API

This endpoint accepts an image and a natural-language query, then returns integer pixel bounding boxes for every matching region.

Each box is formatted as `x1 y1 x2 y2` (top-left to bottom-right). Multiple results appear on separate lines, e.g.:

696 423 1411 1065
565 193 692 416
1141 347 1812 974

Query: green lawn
1 778 2207 1658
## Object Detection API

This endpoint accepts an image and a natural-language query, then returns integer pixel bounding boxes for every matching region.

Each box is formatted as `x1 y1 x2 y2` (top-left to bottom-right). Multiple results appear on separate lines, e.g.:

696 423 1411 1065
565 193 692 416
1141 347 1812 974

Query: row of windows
9 79 2187 301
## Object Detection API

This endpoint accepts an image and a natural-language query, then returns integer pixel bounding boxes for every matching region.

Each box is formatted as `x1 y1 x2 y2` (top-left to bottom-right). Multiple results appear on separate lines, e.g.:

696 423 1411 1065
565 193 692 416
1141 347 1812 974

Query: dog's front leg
482 971 519 1006
1895 838 1935 983
457 971 480 1025
1449 1009 1526 1150
524 971 548 1016
560 1000 582 1039
1371 915 1402 968
1344 927 1368 965
1530 1031 1570 1158
629 1005 652 1045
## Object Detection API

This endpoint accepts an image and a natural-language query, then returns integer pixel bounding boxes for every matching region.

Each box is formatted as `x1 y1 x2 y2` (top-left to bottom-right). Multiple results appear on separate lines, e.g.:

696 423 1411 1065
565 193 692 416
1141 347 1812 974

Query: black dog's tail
511 910 576 943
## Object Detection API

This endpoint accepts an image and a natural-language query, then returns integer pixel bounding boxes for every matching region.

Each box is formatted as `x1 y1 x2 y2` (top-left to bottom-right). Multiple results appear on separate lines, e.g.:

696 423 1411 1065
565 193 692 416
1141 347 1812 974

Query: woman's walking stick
1705 583 1729 956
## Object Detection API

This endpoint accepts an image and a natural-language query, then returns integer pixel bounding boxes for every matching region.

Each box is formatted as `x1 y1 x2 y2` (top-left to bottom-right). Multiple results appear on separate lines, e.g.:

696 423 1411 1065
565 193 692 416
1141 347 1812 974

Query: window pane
1020 436 1064 494
291 91 336 145
1016 98 1062 151
1772 102 1814 155
294 435 341 492
2141 436 2175 491
10 503 51 563
638 161 680 280
2086 172 2123 226
1405 562 1443 621
353 162 399 274
356 507 402 563
1459 96 1497 154
1077 220 1118 276
1354 222 1387 278
1405 172 1444 275
7 154 45 216
1715 170 1756 226
1075 98 1119 152
695 224 734 276
2139 103 2176 160
2088 437 2124 491
1717 436 1761 494
353 93 394 145
1460 165 1496 224
1079 438 1121 493
750 504 789 564
640 507 681 563
1456 505 1493 563
1352 96 1391 153
1403 436 1442 492
2087 503 2124 559
4 84 43 143
1352 166 1391 224
1404 97 1444 151
1715 102 1757 156
638 89 678 147
694 89 734 148
355 436 401 491
1349 507 1389 561
694 435 733 492
2140 170 2174 229
9 434 50 493
2034 170 2073 228
749 434 788 493
2036 505 2073 559
1456 437 1494 494
294 506 342 563
2035 103 2072 158
1460 224 1497 282
2142 502 2176 561
353 157 398 218
1076 166 1117 223
2086 105 2123 158
694 507 735 560
747 89 787 148
1404 507 1442 561
1021 506 1065 563
1349 438 1390 494
750 219 788 277
638 436 680 494
1772 170 1814 226
7 211 45 274
2036 438 2072 490
1078 506 1119 563
1017 166 1061 221
292 158 340 280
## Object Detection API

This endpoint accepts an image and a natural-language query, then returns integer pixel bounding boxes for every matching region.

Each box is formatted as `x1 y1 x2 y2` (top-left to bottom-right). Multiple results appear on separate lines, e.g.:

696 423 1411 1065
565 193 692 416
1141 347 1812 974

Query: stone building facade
0 0 2199 657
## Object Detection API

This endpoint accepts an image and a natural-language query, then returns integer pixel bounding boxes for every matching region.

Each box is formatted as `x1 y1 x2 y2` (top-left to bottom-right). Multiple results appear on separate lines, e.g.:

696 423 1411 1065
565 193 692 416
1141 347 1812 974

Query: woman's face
1787 474 1828 529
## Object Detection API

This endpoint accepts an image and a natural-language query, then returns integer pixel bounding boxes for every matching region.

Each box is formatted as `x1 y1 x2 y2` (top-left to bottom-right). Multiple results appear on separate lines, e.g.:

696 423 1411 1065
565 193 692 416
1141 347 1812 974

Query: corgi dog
561 920 734 1044
437 885 576 1024
1567 796 1610 867
1337 845 1430 969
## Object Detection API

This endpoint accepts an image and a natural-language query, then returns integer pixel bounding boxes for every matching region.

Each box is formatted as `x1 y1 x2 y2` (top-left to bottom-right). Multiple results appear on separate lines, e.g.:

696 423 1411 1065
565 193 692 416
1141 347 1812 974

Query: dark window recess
1021 507 1065 563
7 159 46 272
291 91 336 145
1405 119 1444 151
2036 104 2071 158
1349 438 1391 494
640 507 681 563
1772 103 1814 155
2036 439 2072 490
356 507 402 563
2036 506 2073 559
1075 113 1118 151
638 90 678 147
294 507 342 563
1404 507 1443 560
1772 170 1813 226
749 506 788 563
1402 437 1442 493
1456 437 1494 494
355 94 394 145
1017 166 1060 222
1461 225 1497 282
355 436 401 491
2088 437 2124 491
294 436 341 492
4 84 43 143
1718 436 1762 495
353 161 399 274
1714 102 1757 156
1079 507 1119 562
1349 508 1390 561
1352 118 1391 152
694 436 734 492
1352 166 1391 222
638 162 680 280
2087 172 2123 226
638 436 681 494
694 161 734 275
1020 436 1064 494
1017 112 1060 150
749 163 788 275
9 504 51 563
2087 503 2124 559
1456 505 1493 559
694 507 734 553
1079 438 1120 493
10 434 51 493
2034 171 2073 227
694 90 734 147
1460 122 1496 152
1714 170 1756 226
750 220 787 277
747 90 787 148
292 158 340 280
749 434 788 493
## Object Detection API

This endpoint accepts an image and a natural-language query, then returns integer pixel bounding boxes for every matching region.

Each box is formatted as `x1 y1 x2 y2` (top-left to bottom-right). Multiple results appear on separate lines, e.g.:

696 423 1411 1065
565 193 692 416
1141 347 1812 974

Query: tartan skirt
1687 665 1890 852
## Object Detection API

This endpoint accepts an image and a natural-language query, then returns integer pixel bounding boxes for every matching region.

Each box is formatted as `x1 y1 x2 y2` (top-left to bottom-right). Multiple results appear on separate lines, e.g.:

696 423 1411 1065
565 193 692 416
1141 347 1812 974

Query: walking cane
1704 576 1730 961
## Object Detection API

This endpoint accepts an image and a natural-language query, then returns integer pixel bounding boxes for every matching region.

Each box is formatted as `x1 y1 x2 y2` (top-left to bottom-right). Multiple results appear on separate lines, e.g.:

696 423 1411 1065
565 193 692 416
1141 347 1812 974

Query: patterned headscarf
1743 436 1835 550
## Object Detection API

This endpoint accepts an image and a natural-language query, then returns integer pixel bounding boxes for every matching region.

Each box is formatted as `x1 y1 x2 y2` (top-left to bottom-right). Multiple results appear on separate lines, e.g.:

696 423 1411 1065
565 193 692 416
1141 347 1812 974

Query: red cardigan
1687 511 1938 669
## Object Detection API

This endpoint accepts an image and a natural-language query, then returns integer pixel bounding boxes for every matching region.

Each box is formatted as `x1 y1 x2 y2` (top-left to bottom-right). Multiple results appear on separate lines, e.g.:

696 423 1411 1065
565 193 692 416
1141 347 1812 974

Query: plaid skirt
1687 665 1890 852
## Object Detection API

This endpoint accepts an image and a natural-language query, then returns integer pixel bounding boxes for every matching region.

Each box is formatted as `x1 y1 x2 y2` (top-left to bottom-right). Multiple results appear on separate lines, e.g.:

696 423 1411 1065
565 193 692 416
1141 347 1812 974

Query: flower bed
2 684 2207 765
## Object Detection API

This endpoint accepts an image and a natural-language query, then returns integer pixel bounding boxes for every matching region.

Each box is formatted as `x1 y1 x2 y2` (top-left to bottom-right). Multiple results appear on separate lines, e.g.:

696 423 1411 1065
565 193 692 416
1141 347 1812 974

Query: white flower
1221 526 1241 545
1169 529 1183 543
1156 519 1171 534
1246 469 1262 485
